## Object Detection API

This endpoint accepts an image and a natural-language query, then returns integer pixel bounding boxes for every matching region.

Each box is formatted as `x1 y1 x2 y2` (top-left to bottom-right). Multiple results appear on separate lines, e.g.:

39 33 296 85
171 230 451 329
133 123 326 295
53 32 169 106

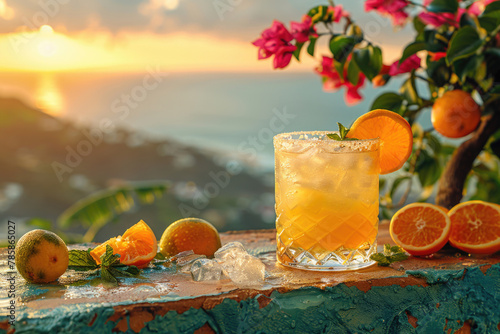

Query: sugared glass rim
274 131 380 153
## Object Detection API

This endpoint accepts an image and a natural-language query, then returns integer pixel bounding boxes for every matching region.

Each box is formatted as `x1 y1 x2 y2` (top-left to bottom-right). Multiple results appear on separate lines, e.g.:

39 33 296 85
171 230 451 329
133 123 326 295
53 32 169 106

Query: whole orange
159 218 221 257
15 229 69 283
431 90 481 138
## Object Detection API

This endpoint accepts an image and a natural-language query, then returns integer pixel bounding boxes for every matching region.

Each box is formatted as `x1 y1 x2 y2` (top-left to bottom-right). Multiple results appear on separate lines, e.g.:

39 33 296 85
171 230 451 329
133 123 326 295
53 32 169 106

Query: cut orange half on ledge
347 109 413 174
90 220 157 269
390 203 451 256
448 201 500 254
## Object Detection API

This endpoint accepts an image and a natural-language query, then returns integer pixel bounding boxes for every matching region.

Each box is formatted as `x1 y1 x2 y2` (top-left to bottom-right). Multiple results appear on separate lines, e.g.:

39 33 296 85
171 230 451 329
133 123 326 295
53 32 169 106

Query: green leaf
388 253 410 263
379 178 387 190
390 245 405 254
353 45 382 81
490 140 500 159
426 57 450 86
334 58 346 80
155 252 166 260
425 133 442 154
26 218 53 230
347 59 360 86
100 267 118 284
101 244 121 267
416 151 442 187
107 266 141 278
483 1 500 15
427 0 458 13
371 92 404 112
371 244 408 267
327 123 357 141
490 85 500 94
453 55 483 82
381 207 393 220
400 73 419 106
370 253 390 266
347 24 364 43
68 249 99 271
478 16 499 33
308 5 329 24
329 35 356 63
413 16 426 34
338 123 349 139
390 176 411 199
400 42 426 64
424 30 449 52
446 26 483 66
459 13 478 29
57 181 170 242
307 36 318 57
293 42 304 61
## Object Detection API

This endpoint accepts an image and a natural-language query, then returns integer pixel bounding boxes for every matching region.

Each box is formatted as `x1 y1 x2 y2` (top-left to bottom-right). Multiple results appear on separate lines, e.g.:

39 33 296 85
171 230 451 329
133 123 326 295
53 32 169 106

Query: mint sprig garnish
327 122 358 141
68 245 140 285
370 244 409 267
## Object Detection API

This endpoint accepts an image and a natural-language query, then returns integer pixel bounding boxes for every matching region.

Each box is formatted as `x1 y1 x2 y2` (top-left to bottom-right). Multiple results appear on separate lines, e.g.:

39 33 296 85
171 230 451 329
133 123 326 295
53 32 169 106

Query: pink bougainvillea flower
252 20 297 69
328 4 349 23
365 0 410 26
468 0 498 16
389 54 421 76
315 56 366 105
429 51 447 62
418 11 458 27
291 16 316 43
418 0 466 27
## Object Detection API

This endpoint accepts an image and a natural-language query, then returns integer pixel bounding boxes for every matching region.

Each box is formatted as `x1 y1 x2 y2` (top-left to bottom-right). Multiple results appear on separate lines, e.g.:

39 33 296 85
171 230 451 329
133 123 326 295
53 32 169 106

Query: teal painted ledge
1 227 500 333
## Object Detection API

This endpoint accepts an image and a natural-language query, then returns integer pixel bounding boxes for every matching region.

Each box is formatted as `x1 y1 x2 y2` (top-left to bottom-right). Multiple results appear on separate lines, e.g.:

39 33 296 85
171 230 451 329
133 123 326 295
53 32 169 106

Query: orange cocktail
274 131 380 271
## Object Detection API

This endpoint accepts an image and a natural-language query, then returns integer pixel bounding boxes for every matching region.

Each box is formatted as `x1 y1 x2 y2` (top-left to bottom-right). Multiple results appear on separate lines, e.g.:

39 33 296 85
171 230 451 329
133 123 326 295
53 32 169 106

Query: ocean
0 71 417 169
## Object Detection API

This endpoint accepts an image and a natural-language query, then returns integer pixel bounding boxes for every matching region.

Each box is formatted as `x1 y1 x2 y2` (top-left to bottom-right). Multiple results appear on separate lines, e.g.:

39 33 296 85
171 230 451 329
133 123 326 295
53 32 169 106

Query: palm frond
57 181 170 241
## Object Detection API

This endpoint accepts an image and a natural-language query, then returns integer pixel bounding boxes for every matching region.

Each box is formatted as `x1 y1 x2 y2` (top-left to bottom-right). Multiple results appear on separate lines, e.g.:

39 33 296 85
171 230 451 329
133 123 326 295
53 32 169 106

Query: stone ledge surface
1 223 500 333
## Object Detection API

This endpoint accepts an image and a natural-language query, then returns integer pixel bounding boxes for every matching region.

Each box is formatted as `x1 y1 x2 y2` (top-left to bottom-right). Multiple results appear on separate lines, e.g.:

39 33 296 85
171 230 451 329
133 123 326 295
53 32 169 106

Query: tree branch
436 102 500 209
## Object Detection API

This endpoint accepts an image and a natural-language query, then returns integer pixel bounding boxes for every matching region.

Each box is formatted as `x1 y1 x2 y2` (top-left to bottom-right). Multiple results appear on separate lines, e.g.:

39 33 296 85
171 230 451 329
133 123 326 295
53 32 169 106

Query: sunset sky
0 0 413 73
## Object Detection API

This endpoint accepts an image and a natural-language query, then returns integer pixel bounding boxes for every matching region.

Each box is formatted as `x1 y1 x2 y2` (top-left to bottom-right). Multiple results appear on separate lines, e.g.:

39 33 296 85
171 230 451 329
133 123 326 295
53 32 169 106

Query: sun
37 25 57 58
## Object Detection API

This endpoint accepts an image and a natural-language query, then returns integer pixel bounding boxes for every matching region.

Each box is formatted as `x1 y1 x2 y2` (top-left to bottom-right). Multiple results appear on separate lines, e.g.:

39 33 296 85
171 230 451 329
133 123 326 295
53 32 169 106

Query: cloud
0 0 412 53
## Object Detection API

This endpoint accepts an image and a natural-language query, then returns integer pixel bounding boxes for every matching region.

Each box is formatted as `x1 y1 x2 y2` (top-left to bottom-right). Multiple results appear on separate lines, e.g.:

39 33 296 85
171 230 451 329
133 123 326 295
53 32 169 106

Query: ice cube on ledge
214 241 266 287
190 258 222 281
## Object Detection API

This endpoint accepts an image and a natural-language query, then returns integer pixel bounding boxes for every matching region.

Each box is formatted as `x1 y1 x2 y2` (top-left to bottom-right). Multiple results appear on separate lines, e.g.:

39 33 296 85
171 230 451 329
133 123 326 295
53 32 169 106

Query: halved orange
390 203 451 256
90 220 157 268
448 201 500 254
347 109 413 174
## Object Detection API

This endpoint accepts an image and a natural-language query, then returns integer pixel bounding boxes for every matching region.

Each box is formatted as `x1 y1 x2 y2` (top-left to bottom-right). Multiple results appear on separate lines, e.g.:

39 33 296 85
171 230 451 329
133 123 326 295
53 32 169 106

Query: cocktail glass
274 131 380 271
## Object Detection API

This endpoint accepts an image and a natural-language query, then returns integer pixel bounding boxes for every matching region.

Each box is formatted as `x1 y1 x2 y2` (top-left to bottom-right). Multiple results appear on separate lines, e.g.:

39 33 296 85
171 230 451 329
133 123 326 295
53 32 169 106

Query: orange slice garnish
90 220 157 268
448 201 500 254
390 203 451 256
347 109 413 174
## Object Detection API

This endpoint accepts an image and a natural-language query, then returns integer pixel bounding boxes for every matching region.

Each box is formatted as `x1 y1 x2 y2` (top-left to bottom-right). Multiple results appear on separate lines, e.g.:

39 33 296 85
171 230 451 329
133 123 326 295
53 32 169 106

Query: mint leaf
370 253 391 266
69 244 144 285
107 266 140 278
371 244 409 266
327 122 358 141
100 267 118 284
101 244 121 267
338 122 349 139
388 253 410 263
327 133 342 140
155 252 166 260
68 249 99 271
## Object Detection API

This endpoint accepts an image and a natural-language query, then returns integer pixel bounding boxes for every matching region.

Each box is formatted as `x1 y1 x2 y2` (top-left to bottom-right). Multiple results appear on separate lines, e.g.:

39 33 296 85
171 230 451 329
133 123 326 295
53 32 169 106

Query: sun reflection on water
35 73 64 117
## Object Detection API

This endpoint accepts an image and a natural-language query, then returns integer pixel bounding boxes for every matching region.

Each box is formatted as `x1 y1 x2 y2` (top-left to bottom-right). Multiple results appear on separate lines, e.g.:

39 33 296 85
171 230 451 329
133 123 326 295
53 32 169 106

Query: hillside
0 98 274 242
